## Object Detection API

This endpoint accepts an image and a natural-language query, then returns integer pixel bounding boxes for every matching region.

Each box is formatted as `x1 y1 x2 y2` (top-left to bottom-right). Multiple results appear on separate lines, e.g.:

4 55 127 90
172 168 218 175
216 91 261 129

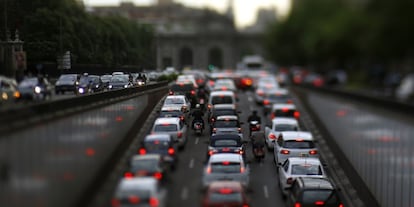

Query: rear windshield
159 111 181 118
209 191 242 203
210 162 241 173
213 110 237 117
131 159 158 172
212 139 240 147
291 164 322 175
301 190 339 204
154 124 178 132
144 141 170 151
283 140 314 149
170 84 194 92
273 110 296 117
214 120 238 128
212 96 233 105
274 124 298 131
164 98 185 105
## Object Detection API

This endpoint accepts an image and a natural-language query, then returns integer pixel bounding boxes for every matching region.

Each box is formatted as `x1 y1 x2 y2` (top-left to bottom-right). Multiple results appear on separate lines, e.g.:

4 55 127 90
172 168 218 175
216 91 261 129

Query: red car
202 181 250 207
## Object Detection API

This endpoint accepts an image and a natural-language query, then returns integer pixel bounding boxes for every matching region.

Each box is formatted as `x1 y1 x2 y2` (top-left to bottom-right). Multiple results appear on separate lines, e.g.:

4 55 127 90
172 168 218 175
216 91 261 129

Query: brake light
219 188 233 194
191 90 196 95
222 148 230 152
237 149 244 155
139 148 146 155
168 90 174 95
263 99 270 105
281 150 290 154
268 133 276 140
177 132 182 138
212 128 217 133
180 116 184 121
315 201 325 205
111 198 120 207
309 150 318 155
208 150 215 156
257 90 264 96
211 118 215 122
168 148 175 155
294 111 300 119
206 166 212 174
287 177 294 184
149 197 159 207
222 161 230 165
238 128 242 133
339 203 344 207
243 205 250 207
153 172 163 180
294 203 301 207
271 113 275 119
124 172 134 178
282 108 289 113
240 166 245 173
287 99 293 104
221 86 227 91
208 104 212 109
128 196 140 204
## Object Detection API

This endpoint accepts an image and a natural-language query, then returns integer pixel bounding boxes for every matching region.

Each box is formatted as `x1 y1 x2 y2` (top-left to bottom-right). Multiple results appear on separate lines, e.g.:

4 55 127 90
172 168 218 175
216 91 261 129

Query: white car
208 91 237 111
151 117 188 149
278 157 327 196
264 118 300 149
266 103 300 125
162 95 190 113
211 115 243 139
212 79 237 92
111 177 167 207
274 131 318 165
202 153 250 188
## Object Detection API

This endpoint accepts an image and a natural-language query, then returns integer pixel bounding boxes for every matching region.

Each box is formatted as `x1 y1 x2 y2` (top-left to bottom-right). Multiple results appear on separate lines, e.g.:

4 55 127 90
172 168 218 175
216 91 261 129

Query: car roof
297 177 335 190
209 153 243 163
272 118 299 125
280 131 313 141
118 177 158 191
272 104 296 110
210 91 235 96
154 117 180 124
131 154 162 161
144 134 172 141
216 115 238 121
287 157 322 165
208 181 243 190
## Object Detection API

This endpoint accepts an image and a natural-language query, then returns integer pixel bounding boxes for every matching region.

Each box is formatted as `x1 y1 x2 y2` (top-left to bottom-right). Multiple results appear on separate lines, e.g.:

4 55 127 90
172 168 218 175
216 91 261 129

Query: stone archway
179 47 193 69
208 47 223 69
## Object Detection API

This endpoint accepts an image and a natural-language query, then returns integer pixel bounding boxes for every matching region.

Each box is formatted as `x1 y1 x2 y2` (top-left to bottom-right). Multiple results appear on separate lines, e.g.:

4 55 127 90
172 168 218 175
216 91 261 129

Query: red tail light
149 197 159 207
212 128 217 133
271 113 275 119
309 150 318 155
191 90 196 95
282 108 289 113
281 149 290 154
238 128 242 133
238 149 244 155
177 132 182 138
208 104 212 109
124 172 134 178
206 166 212 174
315 201 325 205
111 198 120 207
139 148 146 155
221 86 227 91
294 202 301 207
153 172 163 180
287 177 294 184
128 195 140 204
339 204 344 207
168 148 175 155
263 99 270 105
287 99 293 104
240 166 245 173
243 205 250 207
257 90 264 96
268 133 276 140
208 150 215 156
294 111 300 119
211 118 215 122
219 188 233 194
180 116 184 121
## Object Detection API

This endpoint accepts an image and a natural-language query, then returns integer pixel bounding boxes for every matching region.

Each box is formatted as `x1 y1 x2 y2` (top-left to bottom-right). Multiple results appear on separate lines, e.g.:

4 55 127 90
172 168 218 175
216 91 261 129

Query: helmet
195 104 201 109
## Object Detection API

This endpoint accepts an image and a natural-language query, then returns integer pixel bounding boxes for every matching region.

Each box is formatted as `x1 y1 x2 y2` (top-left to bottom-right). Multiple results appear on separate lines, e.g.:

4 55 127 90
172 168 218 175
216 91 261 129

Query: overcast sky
84 0 291 28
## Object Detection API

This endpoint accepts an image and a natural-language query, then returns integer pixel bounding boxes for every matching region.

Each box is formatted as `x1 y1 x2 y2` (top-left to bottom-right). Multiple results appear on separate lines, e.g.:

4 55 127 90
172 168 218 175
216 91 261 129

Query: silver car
273 131 319 165
151 117 188 149
202 153 250 188
264 118 300 149
211 115 243 139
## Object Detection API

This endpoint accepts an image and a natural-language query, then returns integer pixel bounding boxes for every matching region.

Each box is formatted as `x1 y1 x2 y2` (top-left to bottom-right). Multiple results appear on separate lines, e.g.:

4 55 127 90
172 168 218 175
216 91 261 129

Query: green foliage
157 74 178 82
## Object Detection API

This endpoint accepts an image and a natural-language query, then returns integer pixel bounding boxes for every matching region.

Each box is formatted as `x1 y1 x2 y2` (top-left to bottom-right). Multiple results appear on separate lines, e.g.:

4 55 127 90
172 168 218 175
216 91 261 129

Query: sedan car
108 74 132 90
274 131 319 165
151 117 188 150
17 77 53 101
158 105 187 124
202 153 249 188
139 134 177 170
264 118 300 149
278 157 327 196
55 73 79 94
76 75 104 95
124 154 168 182
211 115 243 139
0 76 19 104
212 79 237 93
208 104 239 124
162 95 191 113
111 177 167 207
266 103 300 125
262 88 293 115
207 134 246 160
202 181 250 207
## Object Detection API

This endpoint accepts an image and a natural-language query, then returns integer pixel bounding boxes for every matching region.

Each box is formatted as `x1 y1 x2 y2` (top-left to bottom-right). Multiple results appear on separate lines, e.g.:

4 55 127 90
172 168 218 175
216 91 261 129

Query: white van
208 91 237 110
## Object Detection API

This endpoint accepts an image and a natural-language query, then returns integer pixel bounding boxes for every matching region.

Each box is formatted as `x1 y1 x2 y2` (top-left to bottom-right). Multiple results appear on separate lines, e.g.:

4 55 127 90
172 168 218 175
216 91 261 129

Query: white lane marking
195 137 199 145
189 158 195 169
248 96 253 102
181 187 189 200
264 185 269 198
259 161 264 167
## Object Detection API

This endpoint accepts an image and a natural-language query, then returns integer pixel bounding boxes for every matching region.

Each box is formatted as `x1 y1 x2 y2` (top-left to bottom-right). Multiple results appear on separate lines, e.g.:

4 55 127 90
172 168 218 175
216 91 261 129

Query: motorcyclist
191 104 205 130
247 110 261 124
250 131 265 155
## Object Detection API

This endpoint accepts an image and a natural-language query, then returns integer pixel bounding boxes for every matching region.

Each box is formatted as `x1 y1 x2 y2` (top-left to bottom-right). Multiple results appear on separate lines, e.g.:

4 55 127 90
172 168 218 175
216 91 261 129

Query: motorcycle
249 120 261 136
193 120 204 135
253 145 265 161
136 78 146 86
198 98 205 111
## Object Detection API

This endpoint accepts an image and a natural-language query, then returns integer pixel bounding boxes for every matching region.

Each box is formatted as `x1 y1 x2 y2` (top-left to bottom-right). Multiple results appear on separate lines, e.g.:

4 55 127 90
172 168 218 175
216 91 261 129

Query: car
17 77 53 101
138 134 178 170
254 77 280 104
54 74 79 94
396 73 414 103
264 118 300 149
151 117 188 149
158 105 187 124
266 103 300 125
274 131 319 165
202 153 250 188
286 177 344 207
168 81 197 106
212 79 237 92
208 104 239 124
202 181 250 207
124 154 168 182
278 157 327 196
176 74 198 87
0 76 19 104
262 88 293 115
108 74 132 90
111 177 167 207
208 91 237 111
211 115 243 139
207 134 246 160
100 74 112 89
162 95 191 113
76 75 104 95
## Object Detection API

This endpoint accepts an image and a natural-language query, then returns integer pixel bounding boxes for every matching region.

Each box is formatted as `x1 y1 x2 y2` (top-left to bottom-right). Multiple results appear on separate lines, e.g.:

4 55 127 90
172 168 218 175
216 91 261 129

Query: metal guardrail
0 82 169 134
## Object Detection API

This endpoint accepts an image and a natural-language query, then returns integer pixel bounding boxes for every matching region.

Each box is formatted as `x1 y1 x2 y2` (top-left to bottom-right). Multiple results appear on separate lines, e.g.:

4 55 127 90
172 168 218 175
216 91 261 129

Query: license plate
300 153 309 157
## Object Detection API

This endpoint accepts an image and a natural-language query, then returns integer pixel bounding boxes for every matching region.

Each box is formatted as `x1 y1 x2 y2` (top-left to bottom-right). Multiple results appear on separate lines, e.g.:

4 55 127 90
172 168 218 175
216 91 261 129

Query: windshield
59 75 77 81
209 191 242 203
79 77 91 85
110 76 128 83
19 78 38 87
213 110 237 117
212 96 233 105
170 84 194 92
144 141 170 151
159 111 181 118
291 164 322 175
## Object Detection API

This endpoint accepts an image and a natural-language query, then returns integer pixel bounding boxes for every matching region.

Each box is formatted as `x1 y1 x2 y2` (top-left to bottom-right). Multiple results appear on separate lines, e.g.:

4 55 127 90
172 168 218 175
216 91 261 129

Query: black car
99 74 112 90
139 134 177 170
55 74 79 94
207 134 246 160
169 82 198 107
287 177 344 207
124 154 168 183
108 75 132 90
17 77 53 101
76 75 104 95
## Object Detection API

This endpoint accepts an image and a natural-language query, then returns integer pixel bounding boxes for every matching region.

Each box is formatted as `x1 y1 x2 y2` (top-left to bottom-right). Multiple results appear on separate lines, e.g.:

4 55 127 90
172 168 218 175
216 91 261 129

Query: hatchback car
209 104 239 124
287 177 344 207
207 134 246 160
212 79 237 93
139 134 177 170
162 95 190 113
158 105 187 124
267 104 300 125
264 118 300 149
55 73 79 94
108 75 132 90
274 131 318 165
202 153 250 188
262 88 293 115
17 77 53 101
208 91 237 111
124 154 167 182
202 181 250 207
151 117 188 149
278 157 327 196
211 115 243 139
168 81 197 104
111 177 166 207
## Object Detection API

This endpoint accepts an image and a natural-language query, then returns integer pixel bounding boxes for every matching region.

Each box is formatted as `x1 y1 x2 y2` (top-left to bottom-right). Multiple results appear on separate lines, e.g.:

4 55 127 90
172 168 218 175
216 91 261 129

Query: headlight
108 85 113 89
75 81 79 85
34 86 42 94
78 88 85 94
1 92 8 100
95 85 99 88
124 85 128 88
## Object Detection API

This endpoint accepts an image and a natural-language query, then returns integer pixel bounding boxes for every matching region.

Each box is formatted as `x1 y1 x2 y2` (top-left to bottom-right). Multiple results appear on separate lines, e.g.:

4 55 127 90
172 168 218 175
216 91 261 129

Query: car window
212 139 239 147
165 98 184 105
154 124 178 132
212 96 233 105
19 78 38 87
283 140 314 149
59 75 77 81
291 164 322 175
283 159 290 172
131 159 159 171
301 190 339 204
159 111 181 118
145 141 170 150
274 124 298 131
210 162 241 173
209 191 243 203
214 120 238 128
273 110 296 117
